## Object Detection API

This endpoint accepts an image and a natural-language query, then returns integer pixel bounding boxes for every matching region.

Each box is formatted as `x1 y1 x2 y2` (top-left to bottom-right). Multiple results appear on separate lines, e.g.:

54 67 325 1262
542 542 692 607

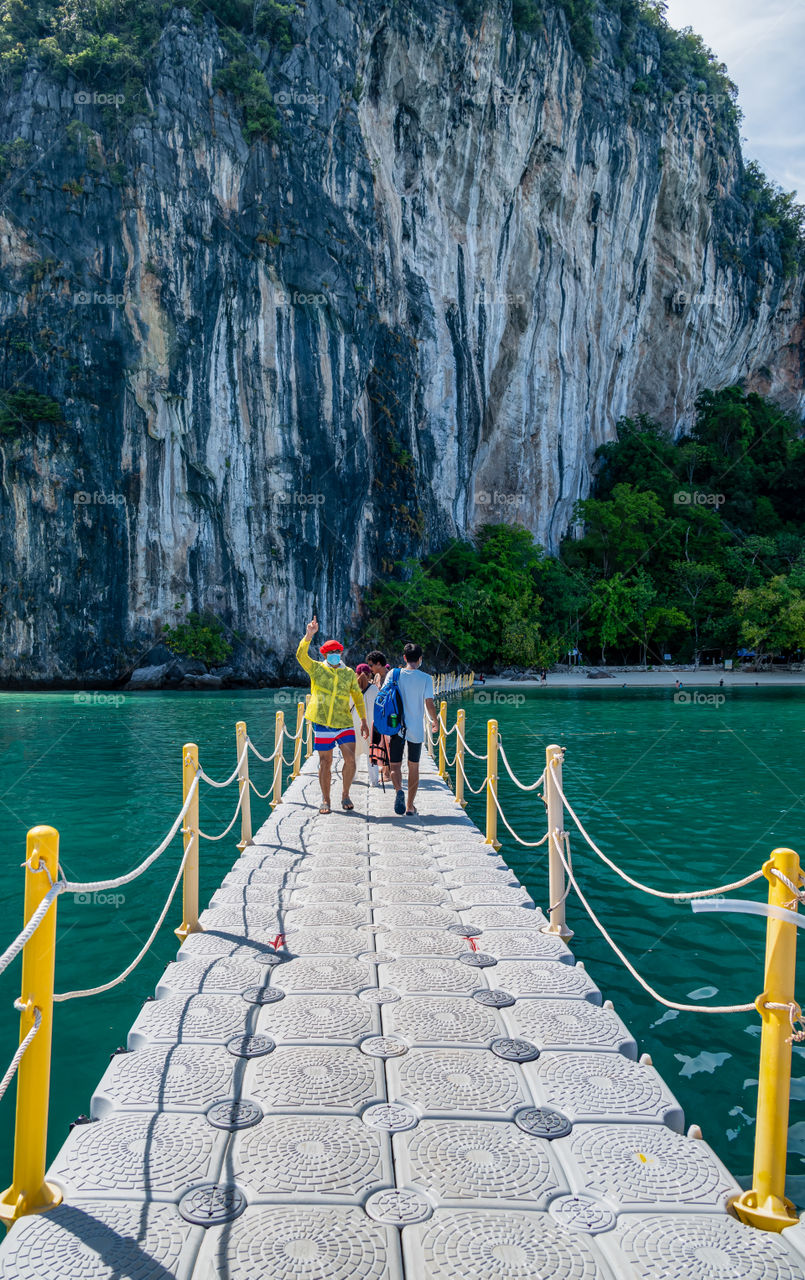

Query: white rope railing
550 829 755 1013
498 742 546 792
248 777 275 800
0 884 62 982
246 736 283 764
548 761 765 901
0 775 201 982
60 772 201 895
455 724 488 760
489 782 551 848
198 784 246 842
0 1002 41 1103
455 753 489 795
54 837 194 1002
198 741 248 789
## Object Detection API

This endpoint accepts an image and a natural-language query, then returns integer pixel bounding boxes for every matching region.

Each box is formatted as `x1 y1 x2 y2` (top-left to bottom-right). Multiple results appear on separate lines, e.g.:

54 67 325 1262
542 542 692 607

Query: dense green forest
365 389 805 670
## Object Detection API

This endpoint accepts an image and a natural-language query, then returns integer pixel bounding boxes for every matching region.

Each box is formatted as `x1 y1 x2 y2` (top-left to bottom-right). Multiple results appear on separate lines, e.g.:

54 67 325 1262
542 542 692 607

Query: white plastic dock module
2 753 805 1279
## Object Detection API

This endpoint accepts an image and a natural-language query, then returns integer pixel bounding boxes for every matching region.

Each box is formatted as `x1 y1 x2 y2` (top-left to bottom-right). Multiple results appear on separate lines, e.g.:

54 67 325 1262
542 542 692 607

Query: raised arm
296 615 319 674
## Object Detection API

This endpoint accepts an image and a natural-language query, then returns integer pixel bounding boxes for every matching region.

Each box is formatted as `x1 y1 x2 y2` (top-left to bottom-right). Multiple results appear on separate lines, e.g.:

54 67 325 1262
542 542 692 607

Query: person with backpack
296 616 369 814
376 642 438 816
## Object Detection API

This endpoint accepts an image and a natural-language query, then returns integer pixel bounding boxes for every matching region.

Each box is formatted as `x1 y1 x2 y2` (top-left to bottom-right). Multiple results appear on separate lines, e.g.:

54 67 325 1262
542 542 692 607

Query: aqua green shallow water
0 687 803 1202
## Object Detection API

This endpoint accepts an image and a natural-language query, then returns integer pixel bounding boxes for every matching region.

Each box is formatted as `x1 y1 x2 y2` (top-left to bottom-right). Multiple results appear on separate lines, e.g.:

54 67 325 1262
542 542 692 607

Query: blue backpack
373 668 406 737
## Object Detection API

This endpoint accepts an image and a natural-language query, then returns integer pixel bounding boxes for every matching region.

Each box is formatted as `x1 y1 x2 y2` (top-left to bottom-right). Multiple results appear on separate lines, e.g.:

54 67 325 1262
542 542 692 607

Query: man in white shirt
383 642 439 815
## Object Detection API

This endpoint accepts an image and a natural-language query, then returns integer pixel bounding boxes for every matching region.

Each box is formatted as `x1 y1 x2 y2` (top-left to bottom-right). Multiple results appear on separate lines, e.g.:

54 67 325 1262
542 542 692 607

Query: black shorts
389 735 422 764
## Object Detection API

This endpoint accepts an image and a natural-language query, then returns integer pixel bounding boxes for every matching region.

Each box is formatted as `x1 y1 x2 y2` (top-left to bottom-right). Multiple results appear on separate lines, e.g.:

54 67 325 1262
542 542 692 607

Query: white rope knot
24 855 55 887
765 1000 805 1043
0 1002 42 1102
770 868 805 912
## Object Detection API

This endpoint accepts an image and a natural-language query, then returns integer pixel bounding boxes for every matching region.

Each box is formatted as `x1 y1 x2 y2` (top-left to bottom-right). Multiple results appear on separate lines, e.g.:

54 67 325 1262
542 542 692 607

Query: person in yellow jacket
296 615 369 814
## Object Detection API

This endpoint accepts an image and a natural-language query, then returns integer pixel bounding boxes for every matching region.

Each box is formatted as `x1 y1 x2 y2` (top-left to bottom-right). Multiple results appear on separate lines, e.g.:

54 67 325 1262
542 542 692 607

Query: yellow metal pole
438 700 447 779
543 744 573 940
0 827 63 1227
175 743 201 942
734 847 801 1232
484 719 501 849
236 721 252 851
292 701 304 779
305 694 313 759
455 708 466 807
271 710 284 808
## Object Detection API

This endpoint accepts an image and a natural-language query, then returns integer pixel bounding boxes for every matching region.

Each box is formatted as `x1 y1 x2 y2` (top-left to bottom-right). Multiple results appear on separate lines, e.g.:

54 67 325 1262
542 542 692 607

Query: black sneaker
393 789 406 815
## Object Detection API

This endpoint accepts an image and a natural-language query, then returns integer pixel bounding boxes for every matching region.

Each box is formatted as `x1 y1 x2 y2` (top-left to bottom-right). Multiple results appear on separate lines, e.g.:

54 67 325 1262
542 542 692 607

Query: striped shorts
312 723 356 752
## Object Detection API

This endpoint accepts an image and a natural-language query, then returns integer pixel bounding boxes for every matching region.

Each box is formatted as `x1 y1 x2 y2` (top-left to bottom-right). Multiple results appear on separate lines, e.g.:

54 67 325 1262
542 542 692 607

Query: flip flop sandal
319 804 331 814
341 798 355 811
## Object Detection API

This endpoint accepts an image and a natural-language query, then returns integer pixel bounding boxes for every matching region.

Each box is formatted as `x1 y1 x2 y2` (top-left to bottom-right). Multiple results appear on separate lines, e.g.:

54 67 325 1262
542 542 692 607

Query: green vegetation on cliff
365 389 805 669
0 0 295 136
0 386 63 435
162 612 233 664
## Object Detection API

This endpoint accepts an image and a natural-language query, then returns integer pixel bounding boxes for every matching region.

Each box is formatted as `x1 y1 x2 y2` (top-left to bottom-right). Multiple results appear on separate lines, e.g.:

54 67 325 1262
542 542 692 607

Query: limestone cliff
0 0 801 682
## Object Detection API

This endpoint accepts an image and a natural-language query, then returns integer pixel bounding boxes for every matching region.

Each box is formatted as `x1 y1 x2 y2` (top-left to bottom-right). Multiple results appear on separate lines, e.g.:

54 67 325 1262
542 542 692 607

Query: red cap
319 639 344 655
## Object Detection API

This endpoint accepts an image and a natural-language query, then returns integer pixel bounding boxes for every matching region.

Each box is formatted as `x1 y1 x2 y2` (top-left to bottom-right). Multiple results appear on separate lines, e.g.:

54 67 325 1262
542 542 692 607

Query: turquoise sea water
0 686 803 1201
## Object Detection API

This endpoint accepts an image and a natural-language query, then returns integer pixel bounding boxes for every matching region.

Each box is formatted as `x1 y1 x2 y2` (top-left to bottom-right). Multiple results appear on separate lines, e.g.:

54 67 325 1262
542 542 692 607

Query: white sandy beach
482 668 805 689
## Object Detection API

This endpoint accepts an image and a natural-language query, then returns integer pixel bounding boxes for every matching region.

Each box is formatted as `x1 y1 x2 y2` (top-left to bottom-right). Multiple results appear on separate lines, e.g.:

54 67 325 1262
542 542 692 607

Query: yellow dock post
484 719 501 849
438 701 447 779
543 744 573 941
292 701 305 779
305 694 313 759
455 708 466 807
236 721 253 851
734 847 802 1232
271 710 284 808
175 743 201 941
0 827 63 1228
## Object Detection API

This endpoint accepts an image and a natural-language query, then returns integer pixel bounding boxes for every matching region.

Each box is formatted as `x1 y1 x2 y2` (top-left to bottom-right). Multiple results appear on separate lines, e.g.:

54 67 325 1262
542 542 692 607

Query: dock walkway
2 754 805 1278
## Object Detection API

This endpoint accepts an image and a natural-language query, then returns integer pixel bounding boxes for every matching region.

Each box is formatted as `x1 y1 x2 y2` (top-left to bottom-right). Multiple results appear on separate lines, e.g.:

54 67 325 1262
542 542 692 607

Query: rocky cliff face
0 0 802 683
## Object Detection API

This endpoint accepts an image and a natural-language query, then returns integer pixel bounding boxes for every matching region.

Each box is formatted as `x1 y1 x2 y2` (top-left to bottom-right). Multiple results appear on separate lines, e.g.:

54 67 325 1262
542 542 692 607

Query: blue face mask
325 653 341 667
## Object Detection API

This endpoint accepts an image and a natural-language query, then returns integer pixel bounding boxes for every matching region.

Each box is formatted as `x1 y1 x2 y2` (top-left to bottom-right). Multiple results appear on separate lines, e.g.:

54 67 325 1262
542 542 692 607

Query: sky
664 0 804 199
